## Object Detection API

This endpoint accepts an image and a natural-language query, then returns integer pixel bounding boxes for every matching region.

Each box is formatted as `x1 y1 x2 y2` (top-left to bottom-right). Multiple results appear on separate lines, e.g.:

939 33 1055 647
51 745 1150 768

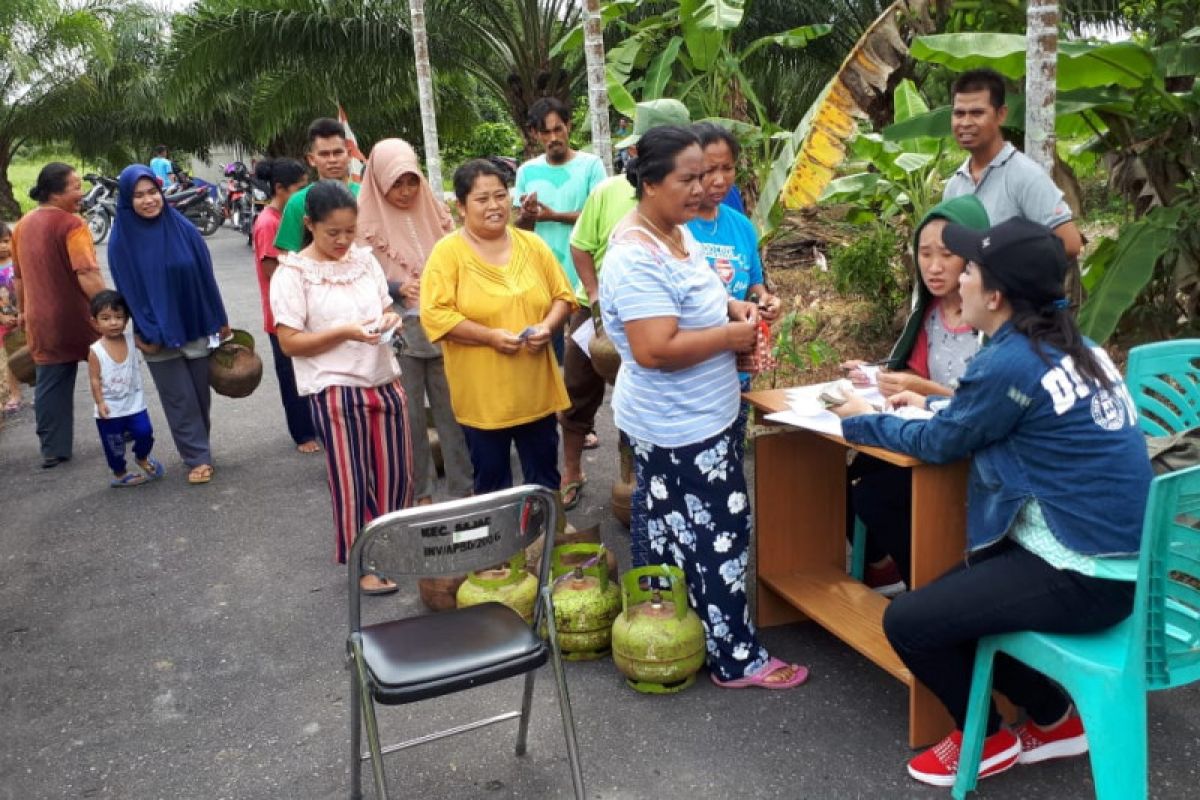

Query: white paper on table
767 380 930 438
570 320 595 359
765 408 844 437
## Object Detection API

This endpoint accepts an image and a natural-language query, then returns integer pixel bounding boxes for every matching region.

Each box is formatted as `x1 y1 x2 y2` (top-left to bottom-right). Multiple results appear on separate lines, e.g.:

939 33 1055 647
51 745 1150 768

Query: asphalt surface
2 224 1198 799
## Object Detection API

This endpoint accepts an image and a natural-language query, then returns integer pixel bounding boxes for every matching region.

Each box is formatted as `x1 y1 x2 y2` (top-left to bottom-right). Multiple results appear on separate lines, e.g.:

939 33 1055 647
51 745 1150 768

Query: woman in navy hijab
108 164 229 484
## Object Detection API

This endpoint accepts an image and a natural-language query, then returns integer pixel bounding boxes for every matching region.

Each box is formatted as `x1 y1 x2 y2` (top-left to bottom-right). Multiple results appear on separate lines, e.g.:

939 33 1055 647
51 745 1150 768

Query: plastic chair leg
1076 685 1148 800
952 640 999 799
850 517 867 581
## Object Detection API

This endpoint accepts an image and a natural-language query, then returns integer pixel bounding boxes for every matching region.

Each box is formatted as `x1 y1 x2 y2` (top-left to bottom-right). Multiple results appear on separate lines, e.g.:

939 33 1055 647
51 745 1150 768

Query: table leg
753 429 847 627
906 460 969 747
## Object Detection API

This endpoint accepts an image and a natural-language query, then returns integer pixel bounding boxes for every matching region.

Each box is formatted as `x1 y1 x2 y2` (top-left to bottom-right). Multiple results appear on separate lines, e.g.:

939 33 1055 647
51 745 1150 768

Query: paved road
2 225 1197 799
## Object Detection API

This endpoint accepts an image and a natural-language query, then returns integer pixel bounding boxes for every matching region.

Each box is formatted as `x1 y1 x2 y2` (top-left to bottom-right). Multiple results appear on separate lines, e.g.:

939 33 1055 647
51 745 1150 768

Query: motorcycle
219 161 269 242
165 167 223 237
81 173 119 244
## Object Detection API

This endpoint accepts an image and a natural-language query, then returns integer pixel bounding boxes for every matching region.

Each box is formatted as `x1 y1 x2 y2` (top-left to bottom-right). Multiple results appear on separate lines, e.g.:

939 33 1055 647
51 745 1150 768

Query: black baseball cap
942 217 1068 307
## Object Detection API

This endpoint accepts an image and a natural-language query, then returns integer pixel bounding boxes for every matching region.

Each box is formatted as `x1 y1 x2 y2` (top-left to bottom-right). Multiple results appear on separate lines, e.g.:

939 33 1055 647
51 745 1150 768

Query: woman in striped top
599 126 808 690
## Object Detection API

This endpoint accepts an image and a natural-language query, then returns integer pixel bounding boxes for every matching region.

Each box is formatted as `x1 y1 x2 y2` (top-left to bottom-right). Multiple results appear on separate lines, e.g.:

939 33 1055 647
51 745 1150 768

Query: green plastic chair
1125 339 1200 436
952 463 1200 799
849 517 867 581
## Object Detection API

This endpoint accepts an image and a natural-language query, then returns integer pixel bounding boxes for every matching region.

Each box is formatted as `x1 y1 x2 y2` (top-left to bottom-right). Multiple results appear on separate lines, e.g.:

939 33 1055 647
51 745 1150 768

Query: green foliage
442 122 524 170
820 80 948 228
0 0 118 216
1078 205 1184 342
828 225 905 336
899 30 1200 343
769 310 838 386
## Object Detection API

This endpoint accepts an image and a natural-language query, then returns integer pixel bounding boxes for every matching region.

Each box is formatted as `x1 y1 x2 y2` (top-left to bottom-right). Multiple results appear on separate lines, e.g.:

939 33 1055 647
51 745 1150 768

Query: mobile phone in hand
518 326 537 341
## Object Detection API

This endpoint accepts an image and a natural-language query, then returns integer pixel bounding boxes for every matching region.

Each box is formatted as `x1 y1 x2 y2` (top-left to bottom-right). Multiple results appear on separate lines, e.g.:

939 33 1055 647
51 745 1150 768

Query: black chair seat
362 602 548 705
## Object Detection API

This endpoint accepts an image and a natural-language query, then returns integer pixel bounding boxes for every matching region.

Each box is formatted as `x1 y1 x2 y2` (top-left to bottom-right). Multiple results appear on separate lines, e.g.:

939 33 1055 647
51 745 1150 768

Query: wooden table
745 388 968 747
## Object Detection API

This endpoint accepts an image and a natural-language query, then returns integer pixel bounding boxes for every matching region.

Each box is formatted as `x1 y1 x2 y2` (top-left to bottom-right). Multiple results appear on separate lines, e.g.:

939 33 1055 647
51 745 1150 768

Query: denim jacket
842 323 1152 556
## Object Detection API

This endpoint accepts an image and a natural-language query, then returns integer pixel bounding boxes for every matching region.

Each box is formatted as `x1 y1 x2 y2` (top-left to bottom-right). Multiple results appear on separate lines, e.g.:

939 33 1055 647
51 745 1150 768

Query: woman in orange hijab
357 139 472 504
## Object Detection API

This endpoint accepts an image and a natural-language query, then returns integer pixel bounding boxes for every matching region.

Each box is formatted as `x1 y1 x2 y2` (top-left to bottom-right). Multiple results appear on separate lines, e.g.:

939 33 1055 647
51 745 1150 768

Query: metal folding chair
346 485 585 799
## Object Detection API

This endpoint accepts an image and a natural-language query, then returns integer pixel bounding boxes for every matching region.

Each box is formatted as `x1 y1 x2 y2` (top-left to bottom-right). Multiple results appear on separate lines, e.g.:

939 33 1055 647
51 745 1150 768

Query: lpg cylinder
549 544 621 660
455 553 538 623
610 565 706 693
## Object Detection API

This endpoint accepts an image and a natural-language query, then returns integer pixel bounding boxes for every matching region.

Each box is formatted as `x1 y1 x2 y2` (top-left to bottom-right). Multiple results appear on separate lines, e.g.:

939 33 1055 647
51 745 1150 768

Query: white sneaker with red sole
1016 710 1089 764
907 728 1021 787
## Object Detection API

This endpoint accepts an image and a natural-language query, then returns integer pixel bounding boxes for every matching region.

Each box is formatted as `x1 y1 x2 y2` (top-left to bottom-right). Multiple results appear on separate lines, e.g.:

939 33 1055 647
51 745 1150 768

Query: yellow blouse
421 228 574 429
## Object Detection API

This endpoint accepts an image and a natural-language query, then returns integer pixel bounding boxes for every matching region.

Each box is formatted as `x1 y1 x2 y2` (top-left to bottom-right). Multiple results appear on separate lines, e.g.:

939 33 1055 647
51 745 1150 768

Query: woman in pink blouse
270 180 411 594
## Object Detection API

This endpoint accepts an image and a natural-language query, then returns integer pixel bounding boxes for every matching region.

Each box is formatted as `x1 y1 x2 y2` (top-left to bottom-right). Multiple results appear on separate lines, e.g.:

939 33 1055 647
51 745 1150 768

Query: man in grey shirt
942 69 1082 259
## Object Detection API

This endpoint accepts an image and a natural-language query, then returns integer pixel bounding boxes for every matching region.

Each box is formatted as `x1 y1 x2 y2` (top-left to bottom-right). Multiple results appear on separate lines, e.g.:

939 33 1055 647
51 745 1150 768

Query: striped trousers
309 380 414 564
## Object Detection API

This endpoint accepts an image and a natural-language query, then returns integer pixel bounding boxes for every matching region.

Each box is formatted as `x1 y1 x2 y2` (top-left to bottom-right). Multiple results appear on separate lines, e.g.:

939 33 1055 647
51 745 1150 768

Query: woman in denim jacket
832 218 1152 788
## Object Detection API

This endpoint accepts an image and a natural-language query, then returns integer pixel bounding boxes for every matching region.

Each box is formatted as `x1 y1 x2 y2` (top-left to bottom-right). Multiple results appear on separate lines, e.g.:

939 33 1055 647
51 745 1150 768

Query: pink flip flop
711 656 809 690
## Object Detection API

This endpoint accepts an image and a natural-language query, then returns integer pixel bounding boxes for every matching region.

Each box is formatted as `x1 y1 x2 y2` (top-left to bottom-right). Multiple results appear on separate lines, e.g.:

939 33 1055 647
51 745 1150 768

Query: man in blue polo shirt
942 68 1082 259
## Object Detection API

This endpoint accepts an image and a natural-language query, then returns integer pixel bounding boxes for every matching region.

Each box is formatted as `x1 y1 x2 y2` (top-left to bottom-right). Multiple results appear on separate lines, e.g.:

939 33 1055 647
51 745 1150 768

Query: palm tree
582 0 612 173
0 0 114 217
1024 0 1058 172
408 0 444 190
168 0 582 157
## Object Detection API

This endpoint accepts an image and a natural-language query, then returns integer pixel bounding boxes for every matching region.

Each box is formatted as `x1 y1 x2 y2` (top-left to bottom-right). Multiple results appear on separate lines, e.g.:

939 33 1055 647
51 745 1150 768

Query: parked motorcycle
219 161 269 242
81 174 119 244
165 167 223 236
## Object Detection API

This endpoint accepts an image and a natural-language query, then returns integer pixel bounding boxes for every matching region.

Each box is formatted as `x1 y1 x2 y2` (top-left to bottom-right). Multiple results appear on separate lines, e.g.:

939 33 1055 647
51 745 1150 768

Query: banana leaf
753 0 935 231
911 34 1157 90
643 36 683 100
1077 206 1182 343
883 88 1134 142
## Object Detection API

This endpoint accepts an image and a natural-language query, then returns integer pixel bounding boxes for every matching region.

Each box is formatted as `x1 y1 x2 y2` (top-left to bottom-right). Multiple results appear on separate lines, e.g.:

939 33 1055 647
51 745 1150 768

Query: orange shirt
12 207 100 363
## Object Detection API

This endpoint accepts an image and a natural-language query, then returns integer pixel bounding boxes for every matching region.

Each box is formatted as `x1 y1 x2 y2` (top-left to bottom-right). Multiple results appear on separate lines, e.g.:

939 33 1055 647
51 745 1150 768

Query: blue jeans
460 414 559 494
884 537 1135 733
96 409 154 475
268 333 317 446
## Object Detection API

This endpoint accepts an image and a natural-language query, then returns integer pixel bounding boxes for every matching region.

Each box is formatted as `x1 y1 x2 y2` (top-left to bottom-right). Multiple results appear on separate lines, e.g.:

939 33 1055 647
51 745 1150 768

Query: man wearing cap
831 217 1149 789
943 69 1083 259
556 99 691 509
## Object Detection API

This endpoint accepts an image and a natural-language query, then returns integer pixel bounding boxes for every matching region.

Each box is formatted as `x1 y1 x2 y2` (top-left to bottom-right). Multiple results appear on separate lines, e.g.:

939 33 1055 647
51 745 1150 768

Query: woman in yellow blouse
421 159 574 493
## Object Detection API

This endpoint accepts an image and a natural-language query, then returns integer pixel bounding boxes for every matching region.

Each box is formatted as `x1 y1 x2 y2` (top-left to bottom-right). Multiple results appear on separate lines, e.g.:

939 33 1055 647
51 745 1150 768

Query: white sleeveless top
90 329 147 418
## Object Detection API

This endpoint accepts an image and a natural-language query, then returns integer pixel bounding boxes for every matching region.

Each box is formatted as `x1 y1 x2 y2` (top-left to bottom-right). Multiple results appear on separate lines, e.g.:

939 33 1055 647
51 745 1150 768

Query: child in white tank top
86 291 163 487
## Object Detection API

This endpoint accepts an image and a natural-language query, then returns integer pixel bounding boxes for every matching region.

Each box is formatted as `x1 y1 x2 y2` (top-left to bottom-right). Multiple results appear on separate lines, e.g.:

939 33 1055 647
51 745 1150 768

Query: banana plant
817 79 946 228
887 29 1200 343
752 0 937 233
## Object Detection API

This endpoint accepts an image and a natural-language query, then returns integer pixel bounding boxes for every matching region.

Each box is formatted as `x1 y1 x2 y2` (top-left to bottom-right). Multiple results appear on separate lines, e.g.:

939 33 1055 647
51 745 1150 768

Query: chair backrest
1133 464 1200 690
347 485 559 631
1125 340 1200 436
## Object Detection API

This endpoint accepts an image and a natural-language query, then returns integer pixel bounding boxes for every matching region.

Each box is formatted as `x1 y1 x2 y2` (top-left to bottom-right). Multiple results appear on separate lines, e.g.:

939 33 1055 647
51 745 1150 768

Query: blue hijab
108 164 228 348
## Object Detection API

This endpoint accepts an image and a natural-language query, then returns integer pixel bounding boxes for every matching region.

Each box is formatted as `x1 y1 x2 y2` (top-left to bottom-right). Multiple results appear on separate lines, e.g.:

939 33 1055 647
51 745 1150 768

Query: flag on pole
337 104 367 184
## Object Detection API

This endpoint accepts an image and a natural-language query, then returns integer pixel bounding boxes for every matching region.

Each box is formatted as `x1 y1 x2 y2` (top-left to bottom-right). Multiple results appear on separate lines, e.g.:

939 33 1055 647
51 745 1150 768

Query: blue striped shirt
599 224 741 447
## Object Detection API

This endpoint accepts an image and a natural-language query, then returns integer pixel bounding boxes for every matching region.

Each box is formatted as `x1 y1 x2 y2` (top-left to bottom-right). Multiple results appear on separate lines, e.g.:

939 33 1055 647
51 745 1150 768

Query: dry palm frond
773 0 935 213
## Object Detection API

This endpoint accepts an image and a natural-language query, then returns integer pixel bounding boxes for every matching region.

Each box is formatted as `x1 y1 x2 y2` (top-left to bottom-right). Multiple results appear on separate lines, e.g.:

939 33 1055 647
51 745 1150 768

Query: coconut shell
209 341 262 398
418 575 466 611
7 347 35 386
3 328 25 357
590 328 621 385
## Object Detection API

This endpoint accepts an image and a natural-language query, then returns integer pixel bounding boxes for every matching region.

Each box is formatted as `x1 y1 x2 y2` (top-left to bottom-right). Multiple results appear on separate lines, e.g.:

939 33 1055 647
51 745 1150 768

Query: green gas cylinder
455 553 538 623
610 565 706 693
550 544 621 660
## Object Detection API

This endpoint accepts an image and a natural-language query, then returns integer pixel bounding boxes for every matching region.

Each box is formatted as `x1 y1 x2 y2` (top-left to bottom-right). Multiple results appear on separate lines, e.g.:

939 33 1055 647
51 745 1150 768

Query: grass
6 151 98 217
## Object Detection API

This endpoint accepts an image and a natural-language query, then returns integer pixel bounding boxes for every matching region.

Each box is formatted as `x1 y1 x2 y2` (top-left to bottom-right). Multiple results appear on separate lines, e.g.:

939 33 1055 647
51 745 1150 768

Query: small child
0 220 22 413
86 290 164 487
